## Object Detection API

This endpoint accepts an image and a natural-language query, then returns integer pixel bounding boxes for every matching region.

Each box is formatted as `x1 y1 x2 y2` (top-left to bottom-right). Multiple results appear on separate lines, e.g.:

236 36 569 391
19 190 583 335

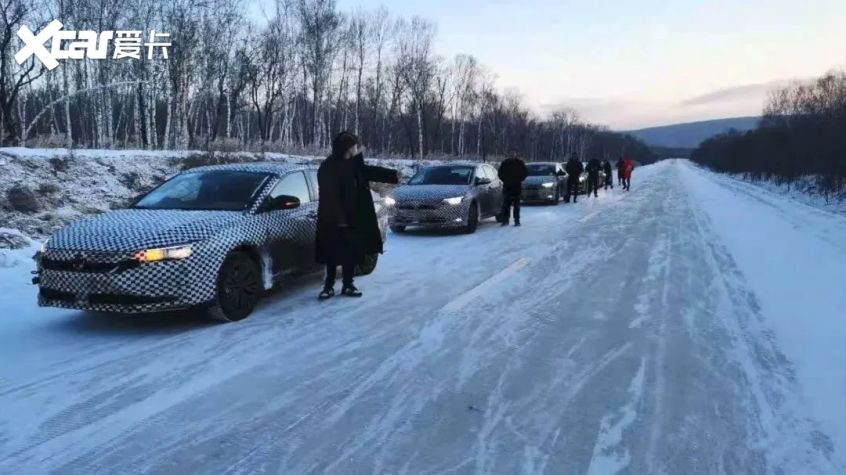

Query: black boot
341 285 363 297
318 286 335 300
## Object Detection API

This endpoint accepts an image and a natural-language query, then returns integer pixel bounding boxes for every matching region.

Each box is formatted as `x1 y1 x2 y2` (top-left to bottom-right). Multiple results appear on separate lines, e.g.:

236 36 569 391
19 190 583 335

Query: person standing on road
564 155 584 203
621 156 635 191
316 132 400 300
497 151 528 226
602 159 614 190
615 157 625 187
585 157 601 198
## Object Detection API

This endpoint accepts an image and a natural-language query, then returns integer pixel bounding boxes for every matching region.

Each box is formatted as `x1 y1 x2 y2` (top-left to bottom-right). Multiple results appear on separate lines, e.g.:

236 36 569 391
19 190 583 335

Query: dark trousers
325 263 354 288
617 172 624 185
623 177 631 190
565 177 580 202
586 175 600 197
604 175 613 190
501 190 521 223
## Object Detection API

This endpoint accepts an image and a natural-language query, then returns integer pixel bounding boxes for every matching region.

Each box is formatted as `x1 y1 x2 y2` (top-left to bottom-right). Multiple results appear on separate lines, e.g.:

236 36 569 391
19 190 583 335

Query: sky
254 0 846 130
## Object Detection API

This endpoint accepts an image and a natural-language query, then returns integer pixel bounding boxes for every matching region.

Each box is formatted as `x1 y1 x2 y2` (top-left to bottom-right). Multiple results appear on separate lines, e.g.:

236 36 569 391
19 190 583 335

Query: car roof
185 162 314 175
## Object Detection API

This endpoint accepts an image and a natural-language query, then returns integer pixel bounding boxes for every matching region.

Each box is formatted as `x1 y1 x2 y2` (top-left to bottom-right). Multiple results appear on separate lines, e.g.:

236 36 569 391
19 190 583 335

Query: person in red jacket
621 156 635 191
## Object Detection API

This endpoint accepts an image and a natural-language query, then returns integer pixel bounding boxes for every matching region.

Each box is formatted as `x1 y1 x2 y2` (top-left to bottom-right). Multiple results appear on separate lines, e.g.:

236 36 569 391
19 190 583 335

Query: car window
408 166 474 185
270 172 310 204
483 166 496 180
133 171 270 211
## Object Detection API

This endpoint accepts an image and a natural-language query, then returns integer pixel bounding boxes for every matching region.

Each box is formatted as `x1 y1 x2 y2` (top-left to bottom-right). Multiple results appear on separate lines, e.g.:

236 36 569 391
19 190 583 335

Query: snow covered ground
0 159 844 474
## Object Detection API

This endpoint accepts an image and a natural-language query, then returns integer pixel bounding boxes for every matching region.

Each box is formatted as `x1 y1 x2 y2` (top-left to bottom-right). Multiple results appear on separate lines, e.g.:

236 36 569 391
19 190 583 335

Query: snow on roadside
679 160 846 456
722 171 846 215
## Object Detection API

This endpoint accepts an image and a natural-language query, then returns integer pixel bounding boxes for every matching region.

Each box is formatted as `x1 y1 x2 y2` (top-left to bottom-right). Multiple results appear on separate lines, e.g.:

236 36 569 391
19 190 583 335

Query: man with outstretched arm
316 132 400 300
497 151 528 226
585 157 601 198
564 154 584 203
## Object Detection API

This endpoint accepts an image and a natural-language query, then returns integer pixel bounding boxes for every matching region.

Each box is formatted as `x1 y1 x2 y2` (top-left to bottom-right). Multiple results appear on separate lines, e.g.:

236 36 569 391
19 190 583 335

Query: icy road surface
1 160 845 474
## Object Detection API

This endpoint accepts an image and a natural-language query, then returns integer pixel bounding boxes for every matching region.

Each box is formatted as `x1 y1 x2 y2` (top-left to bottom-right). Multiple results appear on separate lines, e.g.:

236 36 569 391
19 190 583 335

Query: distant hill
626 117 760 149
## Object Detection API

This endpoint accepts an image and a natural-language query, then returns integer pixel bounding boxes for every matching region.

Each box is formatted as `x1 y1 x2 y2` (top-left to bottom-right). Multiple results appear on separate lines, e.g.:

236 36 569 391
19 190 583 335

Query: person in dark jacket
497 151 528 226
316 132 400 299
564 155 584 203
585 158 601 198
615 157 625 186
602 159 613 190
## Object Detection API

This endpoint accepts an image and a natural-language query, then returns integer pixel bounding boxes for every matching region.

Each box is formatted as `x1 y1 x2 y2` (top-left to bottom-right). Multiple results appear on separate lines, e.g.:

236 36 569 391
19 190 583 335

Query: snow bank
728 173 846 215
0 147 447 239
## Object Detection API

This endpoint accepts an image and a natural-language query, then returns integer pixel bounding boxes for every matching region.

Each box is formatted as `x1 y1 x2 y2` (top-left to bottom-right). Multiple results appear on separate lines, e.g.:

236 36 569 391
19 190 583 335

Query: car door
474 166 493 215
485 165 503 214
263 171 317 277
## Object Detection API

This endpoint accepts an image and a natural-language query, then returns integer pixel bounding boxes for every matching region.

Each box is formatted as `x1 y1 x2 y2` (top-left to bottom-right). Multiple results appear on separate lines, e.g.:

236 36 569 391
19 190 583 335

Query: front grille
88 294 176 306
398 202 439 210
40 288 75 302
41 258 139 274
42 249 140 274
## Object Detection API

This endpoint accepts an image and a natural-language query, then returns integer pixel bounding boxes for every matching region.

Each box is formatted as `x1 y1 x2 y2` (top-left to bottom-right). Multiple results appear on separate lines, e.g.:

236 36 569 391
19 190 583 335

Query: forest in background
692 68 846 199
0 0 656 163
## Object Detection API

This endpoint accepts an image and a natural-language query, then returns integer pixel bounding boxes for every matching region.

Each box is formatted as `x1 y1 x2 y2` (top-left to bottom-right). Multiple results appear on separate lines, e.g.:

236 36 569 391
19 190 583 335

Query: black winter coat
586 159 601 177
565 158 584 178
602 161 613 176
498 157 528 192
315 153 398 265
615 159 624 172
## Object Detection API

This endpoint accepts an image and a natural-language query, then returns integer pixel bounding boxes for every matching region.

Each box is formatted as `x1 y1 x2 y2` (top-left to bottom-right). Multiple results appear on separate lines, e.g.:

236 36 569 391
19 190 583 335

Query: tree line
692 67 846 196
0 0 656 163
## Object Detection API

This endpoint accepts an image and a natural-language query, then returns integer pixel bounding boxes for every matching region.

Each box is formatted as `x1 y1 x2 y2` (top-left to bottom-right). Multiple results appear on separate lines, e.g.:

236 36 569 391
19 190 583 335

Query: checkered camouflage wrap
389 163 503 229
36 162 387 314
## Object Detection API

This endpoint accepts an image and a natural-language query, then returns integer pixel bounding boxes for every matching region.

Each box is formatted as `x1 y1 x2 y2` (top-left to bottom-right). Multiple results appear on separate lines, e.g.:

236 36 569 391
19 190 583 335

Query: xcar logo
15 20 172 71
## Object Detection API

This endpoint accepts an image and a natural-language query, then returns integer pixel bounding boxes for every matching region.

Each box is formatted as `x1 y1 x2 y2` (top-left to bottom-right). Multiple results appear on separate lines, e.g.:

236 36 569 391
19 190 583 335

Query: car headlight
135 244 193 263
541 182 554 188
579 175 586 182
384 196 396 207
443 196 464 205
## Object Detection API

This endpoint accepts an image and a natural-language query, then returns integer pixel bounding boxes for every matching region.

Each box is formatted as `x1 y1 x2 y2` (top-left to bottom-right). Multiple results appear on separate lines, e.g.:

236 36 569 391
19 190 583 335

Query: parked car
522 162 567 204
33 163 390 322
388 163 502 234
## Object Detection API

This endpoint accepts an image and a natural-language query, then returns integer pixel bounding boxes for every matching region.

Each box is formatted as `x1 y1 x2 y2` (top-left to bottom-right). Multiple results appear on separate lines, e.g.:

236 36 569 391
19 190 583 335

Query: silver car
388 163 503 234
522 162 567 204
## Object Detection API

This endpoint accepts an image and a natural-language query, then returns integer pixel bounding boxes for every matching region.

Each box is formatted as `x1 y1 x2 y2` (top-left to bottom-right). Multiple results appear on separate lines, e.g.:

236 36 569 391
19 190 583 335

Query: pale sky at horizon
253 0 846 130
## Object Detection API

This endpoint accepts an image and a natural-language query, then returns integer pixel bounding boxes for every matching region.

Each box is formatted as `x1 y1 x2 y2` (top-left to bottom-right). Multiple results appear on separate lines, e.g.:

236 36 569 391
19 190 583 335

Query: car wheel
552 187 560 205
390 224 406 233
207 251 262 322
356 253 378 276
463 202 479 234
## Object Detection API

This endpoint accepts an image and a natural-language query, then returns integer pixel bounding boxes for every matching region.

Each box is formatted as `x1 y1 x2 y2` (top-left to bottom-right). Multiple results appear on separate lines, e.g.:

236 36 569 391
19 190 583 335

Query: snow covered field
1 160 844 474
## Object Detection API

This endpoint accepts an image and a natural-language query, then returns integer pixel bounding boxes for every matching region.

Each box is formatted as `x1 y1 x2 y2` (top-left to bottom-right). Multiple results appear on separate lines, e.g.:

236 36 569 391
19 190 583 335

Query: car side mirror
556 170 566 176
265 194 300 211
475 177 491 186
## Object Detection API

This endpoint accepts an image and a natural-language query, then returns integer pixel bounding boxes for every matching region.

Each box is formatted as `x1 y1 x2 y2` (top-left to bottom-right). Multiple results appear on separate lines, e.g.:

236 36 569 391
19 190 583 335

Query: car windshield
133 171 270 211
408 166 474 185
527 164 557 176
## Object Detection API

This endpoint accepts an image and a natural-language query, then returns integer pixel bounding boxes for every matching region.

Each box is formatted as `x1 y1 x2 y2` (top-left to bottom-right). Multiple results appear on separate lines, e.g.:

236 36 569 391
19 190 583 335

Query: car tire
390 224 406 233
551 187 560 205
356 253 379 276
463 202 479 234
207 251 262 322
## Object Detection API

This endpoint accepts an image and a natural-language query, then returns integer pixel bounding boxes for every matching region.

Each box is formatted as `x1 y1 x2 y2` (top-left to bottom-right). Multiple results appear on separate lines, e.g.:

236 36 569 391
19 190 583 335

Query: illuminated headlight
541 182 554 188
384 196 397 207
579 176 586 182
135 244 193 263
443 196 464 205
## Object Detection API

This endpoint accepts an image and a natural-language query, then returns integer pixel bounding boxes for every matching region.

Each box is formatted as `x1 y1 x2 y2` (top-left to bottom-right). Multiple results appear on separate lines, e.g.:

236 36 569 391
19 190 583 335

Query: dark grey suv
388 163 503 234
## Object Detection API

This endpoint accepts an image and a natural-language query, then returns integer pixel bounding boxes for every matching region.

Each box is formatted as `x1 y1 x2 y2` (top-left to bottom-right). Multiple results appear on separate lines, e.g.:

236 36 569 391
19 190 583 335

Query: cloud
678 79 803 106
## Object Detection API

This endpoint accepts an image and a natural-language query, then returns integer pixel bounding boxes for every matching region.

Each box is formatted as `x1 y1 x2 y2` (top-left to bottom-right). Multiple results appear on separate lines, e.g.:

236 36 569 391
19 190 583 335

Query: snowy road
1 160 845 474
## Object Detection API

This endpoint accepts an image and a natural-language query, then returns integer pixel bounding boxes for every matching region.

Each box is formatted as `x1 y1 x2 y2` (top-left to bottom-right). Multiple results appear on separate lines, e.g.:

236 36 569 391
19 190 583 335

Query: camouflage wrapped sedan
33 163 389 322
387 163 503 234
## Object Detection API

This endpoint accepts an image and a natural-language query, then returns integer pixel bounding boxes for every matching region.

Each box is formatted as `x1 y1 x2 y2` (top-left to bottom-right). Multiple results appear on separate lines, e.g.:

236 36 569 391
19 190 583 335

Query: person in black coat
564 155 584 203
585 158 601 198
316 132 399 299
497 151 528 226
615 157 625 186
602 159 613 190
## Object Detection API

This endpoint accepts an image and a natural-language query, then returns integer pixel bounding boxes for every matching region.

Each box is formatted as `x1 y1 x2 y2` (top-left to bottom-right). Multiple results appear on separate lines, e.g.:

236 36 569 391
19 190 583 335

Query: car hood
524 176 558 186
48 209 248 252
393 184 471 202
